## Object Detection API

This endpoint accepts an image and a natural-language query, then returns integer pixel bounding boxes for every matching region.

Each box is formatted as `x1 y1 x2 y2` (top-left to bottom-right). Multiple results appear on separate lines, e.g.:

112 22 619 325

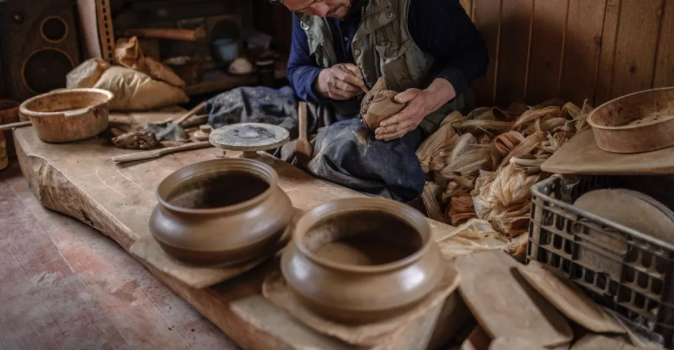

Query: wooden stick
338 65 369 94
295 102 313 167
174 102 207 125
119 28 206 41
0 121 32 132
159 102 207 125
112 141 211 164
180 114 209 128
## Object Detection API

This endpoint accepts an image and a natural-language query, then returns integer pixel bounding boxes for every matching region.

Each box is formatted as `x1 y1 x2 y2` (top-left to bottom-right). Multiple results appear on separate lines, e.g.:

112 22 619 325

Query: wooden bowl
281 198 444 323
150 159 293 266
588 87 674 153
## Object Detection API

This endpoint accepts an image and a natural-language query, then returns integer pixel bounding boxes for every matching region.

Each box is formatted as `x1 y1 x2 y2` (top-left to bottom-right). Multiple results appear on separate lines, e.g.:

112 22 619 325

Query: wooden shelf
185 72 257 96
184 60 288 96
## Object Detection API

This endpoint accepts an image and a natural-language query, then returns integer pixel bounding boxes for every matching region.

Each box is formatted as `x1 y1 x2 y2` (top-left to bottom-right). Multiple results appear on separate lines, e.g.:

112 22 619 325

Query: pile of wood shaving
417 99 594 251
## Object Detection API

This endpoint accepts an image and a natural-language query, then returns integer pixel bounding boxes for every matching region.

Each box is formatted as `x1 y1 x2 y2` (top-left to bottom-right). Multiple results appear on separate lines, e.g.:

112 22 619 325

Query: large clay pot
281 198 444 323
150 158 293 266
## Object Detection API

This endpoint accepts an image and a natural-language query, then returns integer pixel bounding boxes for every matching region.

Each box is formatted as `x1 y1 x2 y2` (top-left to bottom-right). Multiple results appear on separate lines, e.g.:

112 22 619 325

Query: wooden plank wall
464 0 674 108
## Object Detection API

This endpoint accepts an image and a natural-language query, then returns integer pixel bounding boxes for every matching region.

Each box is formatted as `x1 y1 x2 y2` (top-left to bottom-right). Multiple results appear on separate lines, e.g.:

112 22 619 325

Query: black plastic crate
528 176 674 348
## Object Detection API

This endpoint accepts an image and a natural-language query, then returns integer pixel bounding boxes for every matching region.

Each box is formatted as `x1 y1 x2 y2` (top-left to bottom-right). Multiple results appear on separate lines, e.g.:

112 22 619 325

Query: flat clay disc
574 189 674 246
209 123 290 152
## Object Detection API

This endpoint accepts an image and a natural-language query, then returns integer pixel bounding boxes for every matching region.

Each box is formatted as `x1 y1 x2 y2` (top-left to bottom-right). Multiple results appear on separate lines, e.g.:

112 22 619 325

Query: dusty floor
0 162 241 350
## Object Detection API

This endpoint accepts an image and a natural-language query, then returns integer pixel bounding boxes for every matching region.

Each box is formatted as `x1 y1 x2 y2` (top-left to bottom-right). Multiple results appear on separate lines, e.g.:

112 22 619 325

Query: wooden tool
0 121 32 132
541 129 674 175
454 251 573 348
161 101 207 125
338 65 370 94
295 102 312 167
517 261 625 334
119 28 206 41
180 114 208 128
111 141 211 163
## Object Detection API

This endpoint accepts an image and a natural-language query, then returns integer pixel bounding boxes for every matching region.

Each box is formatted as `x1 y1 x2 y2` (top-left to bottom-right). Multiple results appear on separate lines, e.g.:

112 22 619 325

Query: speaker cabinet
0 0 81 101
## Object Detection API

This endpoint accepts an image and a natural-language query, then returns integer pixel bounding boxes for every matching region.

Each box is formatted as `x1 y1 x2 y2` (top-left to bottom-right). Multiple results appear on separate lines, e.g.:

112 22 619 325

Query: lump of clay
360 77 405 131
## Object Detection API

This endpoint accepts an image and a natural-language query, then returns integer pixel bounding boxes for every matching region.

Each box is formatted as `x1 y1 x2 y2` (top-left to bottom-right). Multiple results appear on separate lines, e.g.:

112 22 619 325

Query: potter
275 0 488 201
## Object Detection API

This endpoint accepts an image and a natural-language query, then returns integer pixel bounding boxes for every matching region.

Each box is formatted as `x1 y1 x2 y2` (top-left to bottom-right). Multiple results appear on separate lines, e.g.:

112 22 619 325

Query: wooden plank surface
653 0 674 88
541 129 674 175
594 0 622 105
12 122 459 350
455 251 573 348
559 0 607 106
0 163 239 350
609 0 665 99
494 0 534 107
525 0 568 104
472 0 503 107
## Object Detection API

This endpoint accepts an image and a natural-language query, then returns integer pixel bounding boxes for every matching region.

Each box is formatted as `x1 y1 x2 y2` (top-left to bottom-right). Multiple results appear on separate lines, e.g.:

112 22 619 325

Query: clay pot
19 88 113 143
150 158 293 266
281 198 444 323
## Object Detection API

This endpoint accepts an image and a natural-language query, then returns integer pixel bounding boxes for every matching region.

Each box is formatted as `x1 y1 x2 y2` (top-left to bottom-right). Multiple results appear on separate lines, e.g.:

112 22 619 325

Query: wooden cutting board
541 130 674 175
455 251 573 348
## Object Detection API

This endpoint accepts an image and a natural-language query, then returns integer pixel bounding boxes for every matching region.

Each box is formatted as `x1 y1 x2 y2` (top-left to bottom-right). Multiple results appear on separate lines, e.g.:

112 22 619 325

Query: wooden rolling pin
112 141 211 164
120 28 206 41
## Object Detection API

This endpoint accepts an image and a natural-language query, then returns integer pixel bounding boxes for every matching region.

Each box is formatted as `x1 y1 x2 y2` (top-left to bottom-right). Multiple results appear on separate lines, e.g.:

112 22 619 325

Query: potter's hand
375 79 456 141
315 64 367 100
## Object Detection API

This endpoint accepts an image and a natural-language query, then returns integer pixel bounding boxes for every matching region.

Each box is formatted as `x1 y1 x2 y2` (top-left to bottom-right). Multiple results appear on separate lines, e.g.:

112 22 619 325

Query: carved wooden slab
13 121 460 350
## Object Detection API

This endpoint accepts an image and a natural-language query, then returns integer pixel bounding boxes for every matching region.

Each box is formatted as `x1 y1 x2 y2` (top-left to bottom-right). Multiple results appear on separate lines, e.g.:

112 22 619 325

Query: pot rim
292 198 432 274
19 88 114 118
588 87 674 131
156 158 279 215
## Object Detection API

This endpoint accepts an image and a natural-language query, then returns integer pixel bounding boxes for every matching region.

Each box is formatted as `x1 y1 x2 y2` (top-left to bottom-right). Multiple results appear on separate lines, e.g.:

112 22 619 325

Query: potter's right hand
315 64 367 100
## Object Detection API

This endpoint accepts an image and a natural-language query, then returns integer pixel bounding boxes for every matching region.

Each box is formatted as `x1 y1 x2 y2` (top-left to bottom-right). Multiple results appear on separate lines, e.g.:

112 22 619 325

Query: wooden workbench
13 119 461 350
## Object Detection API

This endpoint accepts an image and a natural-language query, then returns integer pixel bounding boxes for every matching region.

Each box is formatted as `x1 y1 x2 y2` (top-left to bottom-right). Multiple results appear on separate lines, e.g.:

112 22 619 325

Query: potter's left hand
374 79 456 141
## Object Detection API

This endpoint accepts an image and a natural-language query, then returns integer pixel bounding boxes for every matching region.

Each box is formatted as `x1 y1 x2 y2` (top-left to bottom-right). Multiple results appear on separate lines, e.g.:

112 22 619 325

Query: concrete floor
0 162 241 350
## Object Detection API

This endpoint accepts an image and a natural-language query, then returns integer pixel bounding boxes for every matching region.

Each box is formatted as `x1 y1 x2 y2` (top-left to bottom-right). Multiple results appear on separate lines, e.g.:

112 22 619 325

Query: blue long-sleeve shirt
287 0 489 118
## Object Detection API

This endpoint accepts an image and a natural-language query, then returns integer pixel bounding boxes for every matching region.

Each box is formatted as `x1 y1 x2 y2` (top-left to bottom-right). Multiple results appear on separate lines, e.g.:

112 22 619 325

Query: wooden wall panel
654 0 674 88
594 0 621 105
558 0 607 106
525 0 568 104
609 0 665 99
494 0 534 107
472 0 503 107
469 0 674 108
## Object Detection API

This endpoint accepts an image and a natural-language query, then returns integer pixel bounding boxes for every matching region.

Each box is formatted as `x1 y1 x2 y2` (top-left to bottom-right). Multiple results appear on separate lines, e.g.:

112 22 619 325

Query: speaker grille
22 48 75 94
41 16 69 43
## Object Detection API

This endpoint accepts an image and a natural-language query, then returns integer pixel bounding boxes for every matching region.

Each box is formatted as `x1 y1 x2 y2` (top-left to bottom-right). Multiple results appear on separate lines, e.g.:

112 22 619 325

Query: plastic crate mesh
528 176 674 348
